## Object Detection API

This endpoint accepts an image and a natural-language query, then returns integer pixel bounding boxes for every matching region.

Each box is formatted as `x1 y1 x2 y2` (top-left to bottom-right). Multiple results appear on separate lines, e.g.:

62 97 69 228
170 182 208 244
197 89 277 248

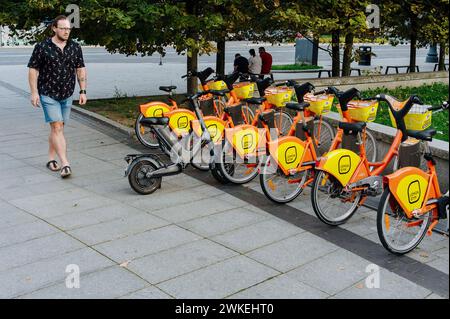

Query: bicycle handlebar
428 101 449 112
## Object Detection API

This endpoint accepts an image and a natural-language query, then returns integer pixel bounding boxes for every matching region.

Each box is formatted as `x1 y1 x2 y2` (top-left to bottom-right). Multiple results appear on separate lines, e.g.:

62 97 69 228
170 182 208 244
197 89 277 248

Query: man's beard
56 34 69 42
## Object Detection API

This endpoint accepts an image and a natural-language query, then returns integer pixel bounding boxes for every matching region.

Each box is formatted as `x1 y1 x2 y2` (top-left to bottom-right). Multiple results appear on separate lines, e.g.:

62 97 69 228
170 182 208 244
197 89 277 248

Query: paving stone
0 202 37 229
286 249 372 295
0 247 114 298
247 232 339 272
129 239 237 284
0 233 85 272
425 258 449 275
68 212 170 245
119 286 173 299
228 274 329 299
333 268 431 299
157 255 280 299
94 225 201 263
212 219 303 253
0 220 59 248
179 207 270 237
19 266 147 299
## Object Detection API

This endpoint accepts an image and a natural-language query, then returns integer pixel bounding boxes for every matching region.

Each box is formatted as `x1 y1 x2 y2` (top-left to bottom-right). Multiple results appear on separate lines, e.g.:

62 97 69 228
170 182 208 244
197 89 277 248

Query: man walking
259 47 272 79
233 53 249 74
28 15 87 178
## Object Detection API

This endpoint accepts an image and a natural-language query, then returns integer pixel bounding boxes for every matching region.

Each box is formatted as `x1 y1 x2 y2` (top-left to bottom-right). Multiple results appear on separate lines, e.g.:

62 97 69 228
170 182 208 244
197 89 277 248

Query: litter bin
358 46 372 66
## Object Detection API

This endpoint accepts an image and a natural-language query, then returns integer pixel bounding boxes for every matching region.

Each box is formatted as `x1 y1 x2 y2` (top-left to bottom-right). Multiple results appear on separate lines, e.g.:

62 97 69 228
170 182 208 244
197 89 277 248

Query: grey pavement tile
9 188 93 210
0 220 59 248
285 249 372 295
119 286 173 299
425 258 449 275
212 219 304 253
214 193 251 208
47 203 145 231
165 174 205 188
11 194 117 219
228 274 329 299
0 133 35 143
67 137 120 151
333 269 431 299
0 232 85 272
151 197 241 223
84 179 146 202
94 225 201 263
19 266 147 299
129 239 238 284
80 144 137 161
157 255 280 299
0 247 114 298
247 232 339 273
0 202 37 229
0 179 76 202
68 212 170 245
179 207 271 237
129 189 215 213
433 246 449 261
67 168 125 187
426 293 446 299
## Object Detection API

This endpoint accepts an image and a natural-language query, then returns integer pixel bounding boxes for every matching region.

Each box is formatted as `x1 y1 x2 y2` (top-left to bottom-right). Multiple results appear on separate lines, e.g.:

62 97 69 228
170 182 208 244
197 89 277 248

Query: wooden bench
271 69 332 78
385 65 420 74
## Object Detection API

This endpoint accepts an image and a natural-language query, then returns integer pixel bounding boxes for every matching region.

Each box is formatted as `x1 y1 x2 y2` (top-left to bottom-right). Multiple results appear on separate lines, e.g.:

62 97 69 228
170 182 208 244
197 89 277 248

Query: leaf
119 260 131 268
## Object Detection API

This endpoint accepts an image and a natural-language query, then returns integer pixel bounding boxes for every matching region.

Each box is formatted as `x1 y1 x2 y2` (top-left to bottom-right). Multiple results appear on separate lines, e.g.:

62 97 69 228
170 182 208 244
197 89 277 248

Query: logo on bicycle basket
408 180 421 204
241 133 254 150
285 146 298 164
153 108 164 117
177 116 189 129
338 155 351 174
207 124 218 139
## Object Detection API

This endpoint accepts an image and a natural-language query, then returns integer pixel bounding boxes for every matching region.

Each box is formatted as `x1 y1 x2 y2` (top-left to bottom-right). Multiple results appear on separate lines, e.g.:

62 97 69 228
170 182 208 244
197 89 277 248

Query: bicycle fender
124 155 164 177
315 148 361 186
384 167 435 214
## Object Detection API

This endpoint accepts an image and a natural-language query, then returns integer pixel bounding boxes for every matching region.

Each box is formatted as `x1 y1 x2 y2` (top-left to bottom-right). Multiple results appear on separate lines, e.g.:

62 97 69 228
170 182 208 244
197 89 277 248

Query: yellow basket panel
305 94 334 115
337 100 378 122
388 108 432 130
233 82 255 99
265 87 293 107
207 80 227 91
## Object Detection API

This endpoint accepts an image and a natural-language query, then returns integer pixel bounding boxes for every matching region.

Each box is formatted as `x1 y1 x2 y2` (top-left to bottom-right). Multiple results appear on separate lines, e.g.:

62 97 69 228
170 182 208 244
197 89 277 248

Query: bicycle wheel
313 118 335 156
242 104 256 124
311 170 361 225
274 110 293 136
135 113 159 149
365 129 377 163
376 188 431 255
189 136 210 171
128 160 162 195
218 141 259 184
214 98 226 117
260 156 307 203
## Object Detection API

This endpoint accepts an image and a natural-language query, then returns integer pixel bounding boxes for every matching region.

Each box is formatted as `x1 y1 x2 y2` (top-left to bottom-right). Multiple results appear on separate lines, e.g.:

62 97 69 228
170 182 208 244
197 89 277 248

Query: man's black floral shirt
28 37 85 100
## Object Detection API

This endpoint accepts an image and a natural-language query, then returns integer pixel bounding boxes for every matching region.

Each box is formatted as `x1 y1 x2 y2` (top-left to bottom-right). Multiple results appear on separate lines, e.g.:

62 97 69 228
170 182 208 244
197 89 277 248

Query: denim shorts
40 95 73 123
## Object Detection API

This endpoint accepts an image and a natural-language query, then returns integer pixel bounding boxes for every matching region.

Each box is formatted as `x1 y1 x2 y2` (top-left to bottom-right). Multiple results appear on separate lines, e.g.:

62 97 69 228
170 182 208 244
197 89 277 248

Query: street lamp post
425 44 439 63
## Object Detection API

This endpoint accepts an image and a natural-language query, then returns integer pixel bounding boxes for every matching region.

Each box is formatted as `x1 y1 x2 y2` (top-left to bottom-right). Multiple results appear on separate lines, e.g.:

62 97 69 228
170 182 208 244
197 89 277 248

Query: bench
270 69 332 78
433 63 449 71
385 65 420 74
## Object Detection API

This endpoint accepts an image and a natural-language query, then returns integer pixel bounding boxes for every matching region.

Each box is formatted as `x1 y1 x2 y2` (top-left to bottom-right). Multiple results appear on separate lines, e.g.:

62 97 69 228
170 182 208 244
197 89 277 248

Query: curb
72 105 135 138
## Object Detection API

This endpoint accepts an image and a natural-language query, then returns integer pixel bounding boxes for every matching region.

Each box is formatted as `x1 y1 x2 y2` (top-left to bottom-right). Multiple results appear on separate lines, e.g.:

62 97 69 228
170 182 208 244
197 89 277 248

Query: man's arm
76 67 87 105
28 68 40 107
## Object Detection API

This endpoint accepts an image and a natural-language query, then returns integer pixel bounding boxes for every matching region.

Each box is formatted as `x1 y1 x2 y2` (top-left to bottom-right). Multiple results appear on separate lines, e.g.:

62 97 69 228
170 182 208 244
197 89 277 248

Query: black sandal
46 160 60 172
60 166 72 178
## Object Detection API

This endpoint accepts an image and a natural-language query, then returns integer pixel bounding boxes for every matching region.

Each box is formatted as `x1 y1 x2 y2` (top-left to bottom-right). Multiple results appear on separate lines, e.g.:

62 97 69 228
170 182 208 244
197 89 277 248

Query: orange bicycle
377 101 448 254
310 93 424 226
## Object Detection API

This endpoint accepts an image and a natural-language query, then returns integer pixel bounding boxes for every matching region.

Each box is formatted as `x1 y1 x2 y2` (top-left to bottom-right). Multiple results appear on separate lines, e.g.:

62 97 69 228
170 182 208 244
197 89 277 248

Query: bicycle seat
159 86 177 92
406 128 437 141
338 121 366 135
243 97 266 105
139 117 169 127
285 102 310 112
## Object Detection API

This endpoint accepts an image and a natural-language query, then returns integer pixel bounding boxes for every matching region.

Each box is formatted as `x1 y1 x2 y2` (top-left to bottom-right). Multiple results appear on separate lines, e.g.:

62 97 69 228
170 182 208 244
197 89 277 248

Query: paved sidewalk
0 83 448 299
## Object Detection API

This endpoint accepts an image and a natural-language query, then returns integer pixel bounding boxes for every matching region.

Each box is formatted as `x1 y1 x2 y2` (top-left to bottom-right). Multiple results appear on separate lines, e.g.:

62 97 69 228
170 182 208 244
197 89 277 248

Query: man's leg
49 121 70 168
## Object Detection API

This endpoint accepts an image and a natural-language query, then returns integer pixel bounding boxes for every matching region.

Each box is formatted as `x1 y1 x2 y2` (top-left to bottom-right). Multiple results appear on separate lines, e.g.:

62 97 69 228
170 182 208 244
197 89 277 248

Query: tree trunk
331 30 341 77
438 42 447 71
409 19 417 73
187 48 198 95
216 37 226 76
312 34 319 66
342 33 354 77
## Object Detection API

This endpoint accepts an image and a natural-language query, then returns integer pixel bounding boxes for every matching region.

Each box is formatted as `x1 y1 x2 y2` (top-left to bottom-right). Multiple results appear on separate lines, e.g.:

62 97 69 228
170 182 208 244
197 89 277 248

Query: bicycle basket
233 82 255 99
265 87 294 107
304 93 334 115
207 80 227 91
199 95 216 116
337 100 379 122
388 104 432 130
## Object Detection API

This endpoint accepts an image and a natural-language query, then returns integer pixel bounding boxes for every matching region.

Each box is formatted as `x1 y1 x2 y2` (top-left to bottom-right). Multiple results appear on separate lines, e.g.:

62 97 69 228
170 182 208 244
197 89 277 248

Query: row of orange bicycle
124 67 449 255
